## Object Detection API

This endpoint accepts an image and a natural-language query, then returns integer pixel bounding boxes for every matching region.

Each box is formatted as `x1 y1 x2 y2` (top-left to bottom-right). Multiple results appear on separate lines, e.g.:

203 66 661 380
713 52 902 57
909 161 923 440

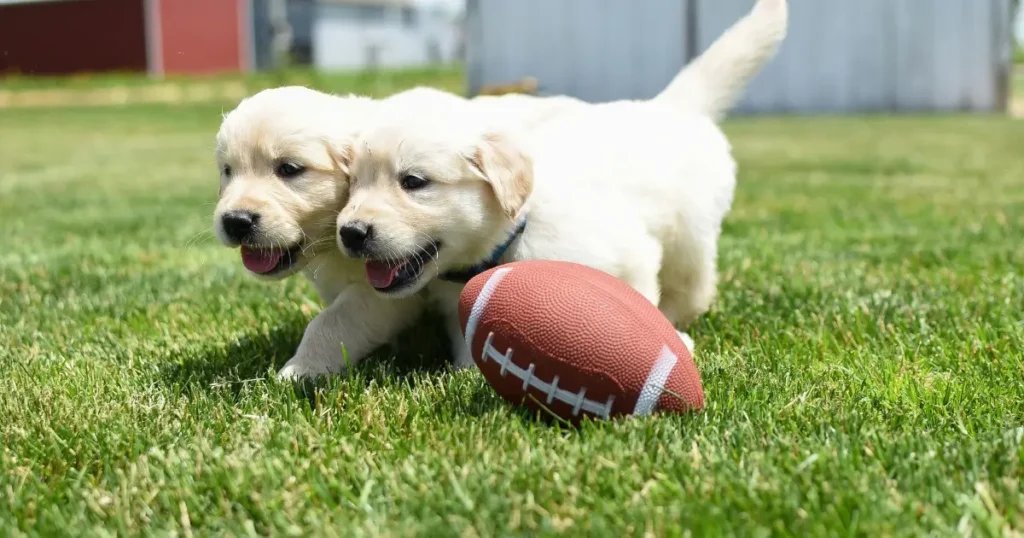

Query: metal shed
466 0 1014 113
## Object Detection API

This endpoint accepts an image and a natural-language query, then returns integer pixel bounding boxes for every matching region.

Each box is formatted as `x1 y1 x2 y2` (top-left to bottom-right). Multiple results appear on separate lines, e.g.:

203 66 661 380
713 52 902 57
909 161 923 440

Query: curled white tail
654 0 788 120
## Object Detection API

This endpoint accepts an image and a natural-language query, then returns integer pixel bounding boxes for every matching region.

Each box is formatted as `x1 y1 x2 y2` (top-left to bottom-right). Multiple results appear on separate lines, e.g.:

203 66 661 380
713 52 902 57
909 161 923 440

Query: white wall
314 4 459 70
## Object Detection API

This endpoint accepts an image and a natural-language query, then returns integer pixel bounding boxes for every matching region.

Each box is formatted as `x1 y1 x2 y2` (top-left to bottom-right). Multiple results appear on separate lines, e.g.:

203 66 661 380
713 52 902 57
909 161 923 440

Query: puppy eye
222 164 232 177
400 174 430 191
276 162 305 178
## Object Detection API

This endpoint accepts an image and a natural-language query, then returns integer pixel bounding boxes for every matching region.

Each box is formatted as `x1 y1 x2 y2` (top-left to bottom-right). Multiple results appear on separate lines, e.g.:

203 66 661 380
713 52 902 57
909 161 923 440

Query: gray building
251 0 461 71
252 0 317 69
313 0 461 70
466 0 1015 113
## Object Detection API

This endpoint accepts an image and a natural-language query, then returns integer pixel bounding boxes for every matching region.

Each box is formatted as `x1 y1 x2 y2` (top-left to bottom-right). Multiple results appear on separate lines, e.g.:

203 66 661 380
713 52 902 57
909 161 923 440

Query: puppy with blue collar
277 0 788 379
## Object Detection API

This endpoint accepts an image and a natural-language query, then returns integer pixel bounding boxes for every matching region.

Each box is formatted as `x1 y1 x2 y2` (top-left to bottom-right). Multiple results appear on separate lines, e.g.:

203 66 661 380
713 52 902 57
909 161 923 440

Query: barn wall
156 0 249 75
467 0 1013 113
0 0 148 75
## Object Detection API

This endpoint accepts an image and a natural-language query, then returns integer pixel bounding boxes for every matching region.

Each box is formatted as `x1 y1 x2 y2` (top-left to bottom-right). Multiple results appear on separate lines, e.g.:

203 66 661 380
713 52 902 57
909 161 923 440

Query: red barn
0 0 252 76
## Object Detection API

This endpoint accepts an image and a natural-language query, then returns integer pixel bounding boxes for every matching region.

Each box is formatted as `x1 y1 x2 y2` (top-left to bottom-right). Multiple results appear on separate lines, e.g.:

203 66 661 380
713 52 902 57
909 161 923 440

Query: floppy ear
468 132 534 221
325 139 354 176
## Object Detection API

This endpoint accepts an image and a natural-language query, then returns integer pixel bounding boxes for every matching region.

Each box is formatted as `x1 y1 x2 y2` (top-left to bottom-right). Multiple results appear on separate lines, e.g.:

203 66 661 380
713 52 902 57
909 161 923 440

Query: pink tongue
365 260 405 289
240 246 285 274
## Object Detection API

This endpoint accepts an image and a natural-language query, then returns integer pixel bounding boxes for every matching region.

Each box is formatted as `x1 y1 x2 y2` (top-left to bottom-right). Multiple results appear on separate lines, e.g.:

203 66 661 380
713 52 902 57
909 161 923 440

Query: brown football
458 260 704 422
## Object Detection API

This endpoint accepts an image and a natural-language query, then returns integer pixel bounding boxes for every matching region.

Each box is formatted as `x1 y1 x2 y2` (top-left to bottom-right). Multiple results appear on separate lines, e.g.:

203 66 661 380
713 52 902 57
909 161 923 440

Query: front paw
277 356 339 381
451 340 476 370
676 331 695 354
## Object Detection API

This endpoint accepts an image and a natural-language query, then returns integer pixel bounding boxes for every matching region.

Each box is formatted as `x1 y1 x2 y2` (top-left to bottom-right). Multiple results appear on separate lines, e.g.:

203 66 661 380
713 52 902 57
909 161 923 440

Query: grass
0 65 465 96
0 66 465 110
1 78 1023 537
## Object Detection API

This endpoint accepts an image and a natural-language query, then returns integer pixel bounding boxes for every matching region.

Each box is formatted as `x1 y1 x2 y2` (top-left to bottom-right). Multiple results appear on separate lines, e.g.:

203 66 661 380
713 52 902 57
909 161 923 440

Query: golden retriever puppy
277 0 789 379
213 85 581 282
212 81 588 371
213 87 369 301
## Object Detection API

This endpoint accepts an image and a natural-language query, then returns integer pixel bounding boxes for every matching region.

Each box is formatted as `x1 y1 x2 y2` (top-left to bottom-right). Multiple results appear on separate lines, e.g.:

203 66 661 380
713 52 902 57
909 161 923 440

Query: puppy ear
468 132 534 221
326 140 354 176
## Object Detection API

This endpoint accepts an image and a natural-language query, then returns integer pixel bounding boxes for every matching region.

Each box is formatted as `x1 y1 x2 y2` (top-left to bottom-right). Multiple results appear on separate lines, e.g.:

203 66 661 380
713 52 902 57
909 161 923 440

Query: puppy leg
628 239 705 359
446 314 474 369
676 331 695 353
659 245 717 329
621 234 663 308
278 285 425 380
429 282 475 370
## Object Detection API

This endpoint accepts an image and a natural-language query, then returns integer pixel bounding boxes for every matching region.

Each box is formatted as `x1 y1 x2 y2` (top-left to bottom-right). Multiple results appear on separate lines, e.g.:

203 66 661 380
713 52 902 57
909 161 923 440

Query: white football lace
481 332 616 419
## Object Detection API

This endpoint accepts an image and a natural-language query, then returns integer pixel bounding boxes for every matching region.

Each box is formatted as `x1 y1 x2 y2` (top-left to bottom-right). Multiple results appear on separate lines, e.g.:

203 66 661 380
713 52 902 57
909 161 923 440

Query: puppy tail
654 0 788 120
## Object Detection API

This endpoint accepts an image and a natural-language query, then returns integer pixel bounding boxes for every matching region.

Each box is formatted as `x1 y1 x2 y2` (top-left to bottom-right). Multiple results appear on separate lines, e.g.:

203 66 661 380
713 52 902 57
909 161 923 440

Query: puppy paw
676 331 695 355
276 363 309 381
277 359 336 381
451 344 476 371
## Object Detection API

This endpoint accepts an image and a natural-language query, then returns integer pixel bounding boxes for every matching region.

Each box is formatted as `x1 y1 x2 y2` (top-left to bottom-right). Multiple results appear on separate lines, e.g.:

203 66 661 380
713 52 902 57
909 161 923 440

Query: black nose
221 210 259 243
339 221 373 252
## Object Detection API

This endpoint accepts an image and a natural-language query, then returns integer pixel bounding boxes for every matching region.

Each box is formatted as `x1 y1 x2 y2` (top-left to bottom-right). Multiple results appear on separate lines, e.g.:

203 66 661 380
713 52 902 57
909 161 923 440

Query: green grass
0 65 465 98
1 86 1023 536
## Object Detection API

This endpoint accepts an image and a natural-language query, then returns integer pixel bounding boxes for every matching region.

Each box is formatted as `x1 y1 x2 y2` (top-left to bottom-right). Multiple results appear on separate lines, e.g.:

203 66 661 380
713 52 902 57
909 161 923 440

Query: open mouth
240 244 302 275
364 242 441 293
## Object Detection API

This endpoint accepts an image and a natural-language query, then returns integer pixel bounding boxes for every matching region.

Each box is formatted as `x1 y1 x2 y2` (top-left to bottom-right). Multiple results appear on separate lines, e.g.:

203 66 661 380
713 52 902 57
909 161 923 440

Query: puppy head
213 86 371 279
336 115 533 297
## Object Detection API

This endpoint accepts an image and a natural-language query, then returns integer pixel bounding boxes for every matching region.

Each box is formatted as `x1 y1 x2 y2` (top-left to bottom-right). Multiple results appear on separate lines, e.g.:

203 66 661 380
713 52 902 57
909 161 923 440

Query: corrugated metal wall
467 0 689 103
467 0 1014 113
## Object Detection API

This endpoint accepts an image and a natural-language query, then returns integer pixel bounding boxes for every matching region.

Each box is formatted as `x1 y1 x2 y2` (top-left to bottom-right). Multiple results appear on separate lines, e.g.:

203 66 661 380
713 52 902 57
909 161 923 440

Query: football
458 260 705 422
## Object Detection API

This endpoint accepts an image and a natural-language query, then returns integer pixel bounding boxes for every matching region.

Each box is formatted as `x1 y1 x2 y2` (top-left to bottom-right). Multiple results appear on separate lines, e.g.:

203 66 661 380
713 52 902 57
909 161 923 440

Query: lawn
0 66 465 110
1 76 1023 536
0 66 464 92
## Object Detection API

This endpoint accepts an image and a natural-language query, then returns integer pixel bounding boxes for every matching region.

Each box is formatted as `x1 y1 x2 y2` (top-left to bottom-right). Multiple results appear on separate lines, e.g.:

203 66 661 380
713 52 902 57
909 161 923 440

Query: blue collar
440 218 527 284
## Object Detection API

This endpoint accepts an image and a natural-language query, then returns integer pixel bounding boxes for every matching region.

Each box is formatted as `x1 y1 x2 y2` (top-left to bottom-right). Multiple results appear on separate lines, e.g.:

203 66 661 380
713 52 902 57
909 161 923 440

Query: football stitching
481 331 616 419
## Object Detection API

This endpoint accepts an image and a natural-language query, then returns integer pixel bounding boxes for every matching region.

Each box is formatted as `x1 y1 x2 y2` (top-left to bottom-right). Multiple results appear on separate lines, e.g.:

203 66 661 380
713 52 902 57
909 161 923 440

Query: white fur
212 83 585 375
656 0 788 120
276 0 789 379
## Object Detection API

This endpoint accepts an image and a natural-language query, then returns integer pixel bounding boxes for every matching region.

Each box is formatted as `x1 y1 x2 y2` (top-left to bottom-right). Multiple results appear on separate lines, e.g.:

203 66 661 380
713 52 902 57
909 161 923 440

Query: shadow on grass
157 310 455 396
156 309 711 425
